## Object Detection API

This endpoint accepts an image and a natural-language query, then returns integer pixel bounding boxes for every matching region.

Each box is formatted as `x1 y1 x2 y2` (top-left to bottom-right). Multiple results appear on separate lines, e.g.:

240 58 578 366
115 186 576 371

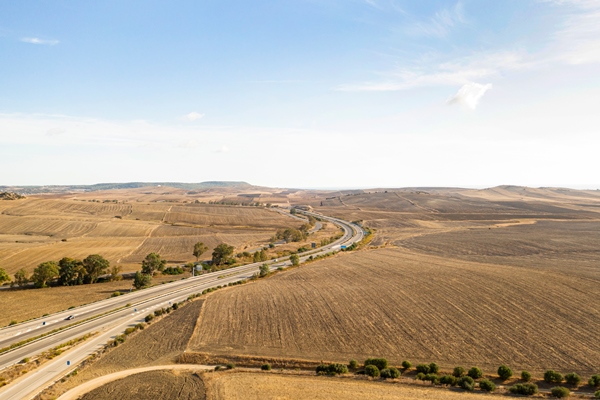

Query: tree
82 254 110 283
141 252 166 276
133 272 152 289
259 249 268 262
58 257 85 286
212 243 234 266
253 251 261 263
564 372 581 386
193 242 208 262
498 365 513 380
467 366 482 379
110 265 122 281
521 370 532 382
544 370 563 384
453 366 465 377
259 264 270 277
13 268 29 287
32 261 59 288
480 379 496 392
365 364 380 377
365 358 388 370
550 386 570 398
0 267 10 285
402 360 412 370
290 253 300 266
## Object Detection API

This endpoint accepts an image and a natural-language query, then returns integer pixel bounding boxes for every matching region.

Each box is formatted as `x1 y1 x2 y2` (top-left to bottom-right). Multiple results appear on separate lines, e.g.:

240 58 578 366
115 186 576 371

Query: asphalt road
0 210 363 399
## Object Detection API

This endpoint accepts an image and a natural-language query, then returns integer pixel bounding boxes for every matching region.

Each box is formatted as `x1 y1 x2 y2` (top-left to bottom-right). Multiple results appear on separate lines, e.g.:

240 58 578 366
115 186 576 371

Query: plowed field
188 247 600 374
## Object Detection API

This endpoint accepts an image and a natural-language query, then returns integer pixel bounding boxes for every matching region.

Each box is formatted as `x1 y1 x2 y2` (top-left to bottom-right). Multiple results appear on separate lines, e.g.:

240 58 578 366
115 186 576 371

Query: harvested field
66 299 205 387
205 371 487 400
79 370 205 400
0 280 138 326
188 247 600 375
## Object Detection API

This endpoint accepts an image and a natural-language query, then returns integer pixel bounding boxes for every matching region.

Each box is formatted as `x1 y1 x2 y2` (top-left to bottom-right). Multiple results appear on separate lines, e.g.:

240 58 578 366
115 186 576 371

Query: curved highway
0 209 364 399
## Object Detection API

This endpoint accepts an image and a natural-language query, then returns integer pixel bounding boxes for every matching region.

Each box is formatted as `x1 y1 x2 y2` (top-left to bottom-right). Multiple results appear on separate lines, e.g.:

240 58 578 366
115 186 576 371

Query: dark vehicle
65 315 74 320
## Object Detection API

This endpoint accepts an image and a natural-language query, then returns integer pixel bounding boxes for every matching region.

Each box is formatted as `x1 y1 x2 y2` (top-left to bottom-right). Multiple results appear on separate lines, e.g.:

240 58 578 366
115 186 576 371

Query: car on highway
65 315 74 320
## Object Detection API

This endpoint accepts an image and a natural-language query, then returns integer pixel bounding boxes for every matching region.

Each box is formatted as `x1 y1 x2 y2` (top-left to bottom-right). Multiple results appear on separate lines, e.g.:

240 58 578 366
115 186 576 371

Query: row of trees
0 255 116 289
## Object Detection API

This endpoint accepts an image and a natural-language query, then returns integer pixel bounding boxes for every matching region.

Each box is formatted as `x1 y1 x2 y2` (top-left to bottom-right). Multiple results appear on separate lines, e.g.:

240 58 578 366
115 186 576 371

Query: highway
0 209 364 399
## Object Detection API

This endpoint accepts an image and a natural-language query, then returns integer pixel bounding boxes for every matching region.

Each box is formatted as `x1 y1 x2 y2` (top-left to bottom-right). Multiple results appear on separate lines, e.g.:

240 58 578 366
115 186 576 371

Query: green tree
521 370 532 382
544 370 563 384
32 261 59 288
193 242 208 262
550 386 570 398
141 252 166 275
58 257 85 286
402 360 412 370
480 379 496 392
453 366 465 377
498 365 513 380
259 264 270 277
259 249 268 262
253 251 261 263
212 243 234 266
12 268 29 287
0 267 10 285
110 265 122 281
290 253 300 266
365 364 380 378
564 372 581 386
133 271 152 289
467 366 483 379
82 254 110 283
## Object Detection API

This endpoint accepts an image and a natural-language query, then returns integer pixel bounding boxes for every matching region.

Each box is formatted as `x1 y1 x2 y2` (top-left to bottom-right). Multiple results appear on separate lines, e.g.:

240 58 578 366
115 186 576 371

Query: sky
1 0 599 189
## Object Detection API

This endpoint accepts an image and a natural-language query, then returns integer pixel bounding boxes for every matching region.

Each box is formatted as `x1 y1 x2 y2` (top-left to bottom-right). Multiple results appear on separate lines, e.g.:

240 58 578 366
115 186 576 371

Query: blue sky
1 0 599 188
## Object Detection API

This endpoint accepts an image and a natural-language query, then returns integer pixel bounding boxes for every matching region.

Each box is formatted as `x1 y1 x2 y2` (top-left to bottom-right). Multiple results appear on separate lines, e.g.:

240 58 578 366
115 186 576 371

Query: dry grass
188 247 600 374
79 370 205 400
205 371 488 400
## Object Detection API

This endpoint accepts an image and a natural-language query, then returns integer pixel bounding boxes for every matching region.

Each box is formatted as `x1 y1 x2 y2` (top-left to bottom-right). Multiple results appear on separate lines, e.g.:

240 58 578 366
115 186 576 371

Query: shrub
401 360 412 370
509 383 539 395
365 358 388 370
226 363 235 370
545 370 564 384
551 386 570 398
172 302 178 310
348 359 358 369
365 365 380 378
416 364 431 374
423 374 439 385
124 327 136 335
521 370 532 382
479 379 496 392
564 372 581 386
453 366 465 377
594 390 600 399
590 375 600 388
468 366 482 379
498 364 513 380
9 320 17 326
415 372 426 380
144 314 154 323
380 367 400 379
261 363 271 371
316 364 327 374
429 362 439 374
316 363 348 375
440 375 458 386
458 376 475 391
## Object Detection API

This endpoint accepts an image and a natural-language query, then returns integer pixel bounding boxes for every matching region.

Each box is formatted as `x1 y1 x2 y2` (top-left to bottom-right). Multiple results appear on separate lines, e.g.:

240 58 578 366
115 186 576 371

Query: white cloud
46 127 66 136
183 112 205 121
446 82 492 110
407 2 465 38
216 145 230 153
21 37 59 46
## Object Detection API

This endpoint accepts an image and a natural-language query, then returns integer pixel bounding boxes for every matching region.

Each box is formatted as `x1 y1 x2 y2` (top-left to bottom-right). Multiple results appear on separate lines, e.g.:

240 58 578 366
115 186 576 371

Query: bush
440 375 458 386
564 372 581 386
415 372 426 380
521 370 532 382
261 363 271 371
349 359 358 369
226 363 235 370
316 363 348 375
545 370 564 384
9 320 17 326
144 314 154 323
365 358 388 370
594 390 600 399
551 386 570 398
498 364 513 380
590 375 600 388
365 365 380 378
429 362 439 374
468 366 482 379
479 379 496 392
401 360 412 370
380 367 400 379
453 366 465 377
509 383 539 395
458 376 475 391
423 374 439 385
416 364 431 374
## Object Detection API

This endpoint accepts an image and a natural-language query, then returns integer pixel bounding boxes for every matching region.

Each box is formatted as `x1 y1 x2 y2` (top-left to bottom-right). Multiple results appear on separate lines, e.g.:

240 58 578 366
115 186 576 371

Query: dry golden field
0 192 302 275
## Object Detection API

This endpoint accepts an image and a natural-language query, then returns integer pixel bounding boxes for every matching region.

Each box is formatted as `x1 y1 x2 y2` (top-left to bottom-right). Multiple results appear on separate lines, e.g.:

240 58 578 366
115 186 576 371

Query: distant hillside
0 191 25 200
0 181 251 195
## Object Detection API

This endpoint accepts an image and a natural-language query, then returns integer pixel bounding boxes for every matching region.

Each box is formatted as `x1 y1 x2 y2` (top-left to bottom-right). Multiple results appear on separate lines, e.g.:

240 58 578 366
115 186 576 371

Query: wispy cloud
182 112 205 121
447 83 492 110
216 145 230 153
21 37 59 45
407 2 465 38
46 127 66 136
